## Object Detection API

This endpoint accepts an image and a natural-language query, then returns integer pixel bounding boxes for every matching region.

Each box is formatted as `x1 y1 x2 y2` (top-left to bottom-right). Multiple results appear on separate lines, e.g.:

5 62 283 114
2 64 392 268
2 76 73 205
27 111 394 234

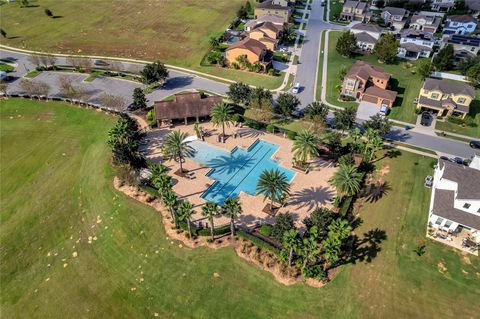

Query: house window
458 97 466 104
346 80 355 87
444 220 453 229
431 93 439 99
435 217 444 225
463 203 471 209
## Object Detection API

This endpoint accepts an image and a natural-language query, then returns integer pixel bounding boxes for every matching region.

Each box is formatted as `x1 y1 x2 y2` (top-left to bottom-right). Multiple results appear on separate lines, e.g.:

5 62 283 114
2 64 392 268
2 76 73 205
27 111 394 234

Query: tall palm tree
368 136 384 162
328 219 352 241
329 164 363 200
363 128 378 156
283 229 300 266
223 198 243 238
201 201 220 241
210 103 234 140
151 173 172 194
292 130 319 166
162 190 178 227
178 201 195 239
256 169 291 211
162 130 194 173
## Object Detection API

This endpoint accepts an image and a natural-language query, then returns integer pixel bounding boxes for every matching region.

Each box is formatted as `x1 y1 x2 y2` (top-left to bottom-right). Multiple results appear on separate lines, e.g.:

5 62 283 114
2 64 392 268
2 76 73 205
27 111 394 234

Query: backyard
325 31 424 124
1 99 479 318
0 0 283 88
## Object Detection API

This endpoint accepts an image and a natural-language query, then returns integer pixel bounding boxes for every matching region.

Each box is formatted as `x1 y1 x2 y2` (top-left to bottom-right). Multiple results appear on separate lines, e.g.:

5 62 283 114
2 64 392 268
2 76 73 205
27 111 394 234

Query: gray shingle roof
354 31 378 44
351 22 383 33
382 6 408 16
439 159 480 199
432 189 480 230
423 78 475 98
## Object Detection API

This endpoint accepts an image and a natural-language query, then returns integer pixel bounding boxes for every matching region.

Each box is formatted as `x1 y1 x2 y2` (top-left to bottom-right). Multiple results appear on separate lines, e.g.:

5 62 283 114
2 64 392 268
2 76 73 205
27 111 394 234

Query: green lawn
329 0 348 24
282 73 295 92
0 63 15 72
316 31 325 101
326 32 422 123
435 89 480 138
1 99 479 318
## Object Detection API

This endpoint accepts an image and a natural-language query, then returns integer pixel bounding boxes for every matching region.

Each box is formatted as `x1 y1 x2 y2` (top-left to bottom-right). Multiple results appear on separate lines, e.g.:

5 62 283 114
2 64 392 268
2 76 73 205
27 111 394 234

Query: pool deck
141 122 338 230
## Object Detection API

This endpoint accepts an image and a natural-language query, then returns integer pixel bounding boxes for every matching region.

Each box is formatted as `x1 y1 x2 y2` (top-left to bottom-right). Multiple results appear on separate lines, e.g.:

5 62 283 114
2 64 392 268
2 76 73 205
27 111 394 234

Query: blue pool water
189 139 295 205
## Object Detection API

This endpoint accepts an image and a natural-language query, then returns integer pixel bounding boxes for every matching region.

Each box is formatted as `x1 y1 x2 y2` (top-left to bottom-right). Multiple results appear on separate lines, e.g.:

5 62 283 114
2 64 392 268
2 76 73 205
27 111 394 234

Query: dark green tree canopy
140 61 169 85
433 44 455 71
373 33 399 64
363 114 391 135
334 106 356 131
336 31 357 58
276 93 300 117
227 82 252 105
132 87 147 110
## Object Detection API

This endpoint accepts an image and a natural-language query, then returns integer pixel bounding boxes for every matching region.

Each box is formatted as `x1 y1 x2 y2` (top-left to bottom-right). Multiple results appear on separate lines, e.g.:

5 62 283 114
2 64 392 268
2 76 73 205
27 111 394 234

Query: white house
381 7 410 32
430 0 455 12
443 15 478 35
398 31 434 59
351 23 383 52
428 156 480 248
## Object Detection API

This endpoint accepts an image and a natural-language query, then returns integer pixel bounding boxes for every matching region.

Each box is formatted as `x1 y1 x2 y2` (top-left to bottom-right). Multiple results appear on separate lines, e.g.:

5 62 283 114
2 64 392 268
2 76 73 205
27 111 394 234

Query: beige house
255 0 292 23
416 78 475 118
381 7 410 32
409 14 442 34
225 37 272 70
244 14 285 32
340 1 372 22
248 21 283 51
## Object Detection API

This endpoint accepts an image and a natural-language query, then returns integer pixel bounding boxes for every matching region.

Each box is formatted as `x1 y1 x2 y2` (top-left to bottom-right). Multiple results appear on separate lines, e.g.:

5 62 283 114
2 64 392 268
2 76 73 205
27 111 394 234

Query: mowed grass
0 0 283 88
1 99 479 318
326 32 423 123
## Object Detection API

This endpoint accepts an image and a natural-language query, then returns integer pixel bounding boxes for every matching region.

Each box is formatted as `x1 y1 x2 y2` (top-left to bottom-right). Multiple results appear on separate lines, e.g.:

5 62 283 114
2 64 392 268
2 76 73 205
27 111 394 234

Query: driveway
356 101 380 120
412 112 437 136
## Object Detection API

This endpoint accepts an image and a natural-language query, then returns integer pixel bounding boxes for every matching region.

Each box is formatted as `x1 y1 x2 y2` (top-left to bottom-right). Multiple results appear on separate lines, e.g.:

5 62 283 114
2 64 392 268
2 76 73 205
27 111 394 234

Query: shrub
266 124 275 133
259 224 272 236
339 196 354 216
197 224 231 236
447 116 465 125
232 114 241 123
244 119 262 130
271 213 294 241
237 230 281 255
146 109 154 121
301 264 324 278
279 248 290 263
287 131 297 140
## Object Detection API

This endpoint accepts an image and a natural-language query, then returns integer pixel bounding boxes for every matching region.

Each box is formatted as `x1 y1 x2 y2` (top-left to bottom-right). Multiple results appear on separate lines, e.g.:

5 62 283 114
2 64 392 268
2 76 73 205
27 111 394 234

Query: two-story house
431 0 455 12
341 61 397 108
409 14 442 34
351 23 383 52
248 21 283 51
225 37 272 71
398 31 434 59
443 15 478 35
381 7 410 32
442 34 480 58
244 14 285 32
428 156 480 252
255 0 292 23
340 1 372 22
416 78 475 118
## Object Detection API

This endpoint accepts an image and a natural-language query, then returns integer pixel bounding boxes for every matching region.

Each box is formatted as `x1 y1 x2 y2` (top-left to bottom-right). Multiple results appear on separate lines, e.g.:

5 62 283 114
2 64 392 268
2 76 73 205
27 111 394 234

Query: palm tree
148 162 167 177
162 190 178 227
223 198 243 238
162 130 194 173
210 103 234 140
201 201 220 241
299 226 320 269
283 229 300 266
363 128 378 156
151 173 172 194
178 201 195 239
292 130 319 166
329 164 363 200
368 136 384 162
328 219 352 241
256 169 291 211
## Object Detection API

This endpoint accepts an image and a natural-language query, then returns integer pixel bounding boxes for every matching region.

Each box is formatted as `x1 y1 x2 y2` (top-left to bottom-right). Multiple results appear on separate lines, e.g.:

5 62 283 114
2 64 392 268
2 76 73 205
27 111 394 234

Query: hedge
198 224 231 236
139 184 161 198
339 196 354 216
237 230 281 255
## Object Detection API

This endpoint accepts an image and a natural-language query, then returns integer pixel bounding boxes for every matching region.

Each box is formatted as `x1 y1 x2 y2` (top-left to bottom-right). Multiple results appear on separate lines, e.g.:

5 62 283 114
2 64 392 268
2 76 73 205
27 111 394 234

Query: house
248 21 283 51
244 14 285 32
340 1 372 22
466 0 480 18
341 61 398 108
443 15 478 35
225 37 272 69
430 0 455 12
398 31 434 59
351 23 383 52
153 92 223 126
409 13 442 34
442 34 480 58
428 156 480 252
416 78 475 118
381 7 410 32
255 0 292 23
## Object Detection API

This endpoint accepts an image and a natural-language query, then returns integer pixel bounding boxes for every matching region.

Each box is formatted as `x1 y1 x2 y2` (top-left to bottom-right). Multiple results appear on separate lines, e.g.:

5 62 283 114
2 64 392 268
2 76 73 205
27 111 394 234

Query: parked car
94 60 109 67
279 47 288 53
420 112 431 126
439 156 451 162
424 175 433 188
469 140 480 149
292 82 300 94
453 157 464 165
379 105 389 116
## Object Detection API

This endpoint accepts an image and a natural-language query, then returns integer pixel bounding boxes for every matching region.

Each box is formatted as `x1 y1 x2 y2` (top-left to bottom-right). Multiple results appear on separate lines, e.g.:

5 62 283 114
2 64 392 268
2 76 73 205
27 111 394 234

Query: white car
292 82 300 94
279 48 288 53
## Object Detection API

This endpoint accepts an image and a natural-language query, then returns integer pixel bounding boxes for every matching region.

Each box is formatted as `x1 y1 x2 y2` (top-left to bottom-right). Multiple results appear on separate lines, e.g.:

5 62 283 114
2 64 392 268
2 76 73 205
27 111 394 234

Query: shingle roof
344 0 367 10
351 22 383 33
364 86 397 101
438 159 480 199
382 6 408 16
226 37 267 56
418 95 470 113
253 21 283 34
346 61 390 81
245 14 284 29
257 0 290 10
400 42 433 53
447 15 477 24
466 0 480 11
432 189 480 230
354 31 378 44
423 78 475 98
154 93 222 121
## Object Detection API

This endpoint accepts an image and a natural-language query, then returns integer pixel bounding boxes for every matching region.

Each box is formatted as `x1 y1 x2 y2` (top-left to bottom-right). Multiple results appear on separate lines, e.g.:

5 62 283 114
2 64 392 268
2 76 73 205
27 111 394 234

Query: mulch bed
262 204 280 216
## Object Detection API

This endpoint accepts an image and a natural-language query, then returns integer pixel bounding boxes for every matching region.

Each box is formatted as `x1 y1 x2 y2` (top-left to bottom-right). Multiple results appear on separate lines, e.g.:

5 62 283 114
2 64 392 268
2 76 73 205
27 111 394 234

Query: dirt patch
437 261 448 275
462 255 472 265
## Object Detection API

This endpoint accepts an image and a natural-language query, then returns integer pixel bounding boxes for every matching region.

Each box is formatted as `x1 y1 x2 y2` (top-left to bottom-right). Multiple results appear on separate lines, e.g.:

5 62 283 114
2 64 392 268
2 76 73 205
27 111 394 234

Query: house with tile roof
225 37 272 70
244 14 285 32
351 23 383 52
248 21 283 51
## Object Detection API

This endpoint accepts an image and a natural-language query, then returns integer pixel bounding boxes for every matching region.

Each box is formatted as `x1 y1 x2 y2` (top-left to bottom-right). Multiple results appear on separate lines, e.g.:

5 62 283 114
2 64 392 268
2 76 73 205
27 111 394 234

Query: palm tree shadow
288 186 335 211
347 228 387 264
203 153 253 175
364 181 391 203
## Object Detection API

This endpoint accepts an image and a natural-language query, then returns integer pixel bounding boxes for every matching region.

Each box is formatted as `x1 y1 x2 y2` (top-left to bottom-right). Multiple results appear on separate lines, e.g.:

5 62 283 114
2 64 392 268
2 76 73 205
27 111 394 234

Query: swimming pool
190 139 295 205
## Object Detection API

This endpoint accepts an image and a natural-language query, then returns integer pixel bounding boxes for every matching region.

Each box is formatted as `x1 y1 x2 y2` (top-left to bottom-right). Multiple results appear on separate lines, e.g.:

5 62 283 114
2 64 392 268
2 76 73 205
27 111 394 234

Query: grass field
326 32 423 123
0 0 283 88
1 99 479 318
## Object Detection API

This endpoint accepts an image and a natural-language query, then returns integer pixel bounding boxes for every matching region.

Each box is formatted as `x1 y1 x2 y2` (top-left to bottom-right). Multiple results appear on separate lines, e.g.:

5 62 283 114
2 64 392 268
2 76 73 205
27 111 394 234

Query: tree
245 1 252 15
324 131 343 159
57 75 86 102
334 106 356 131
36 81 51 99
162 190 179 227
211 103 234 139
20 0 29 7
256 168 291 212
373 33 399 64
466 64 480 88
207 51 225 66
19 79 38 97
328 219 352 242
417 59 435 79
303 207 335 240
223 197 243 238
132 87 147 110
237 5 247 19
250 87 273 108
363 127 379 157
177 201 195 239
271 213 294 242
27 55 41 68
433 44 454 71
162 130 195 173
0 29 6 38
140 61 169 85
151 173 172 194
336 31 357 58
367 135 383 162
283 229 300 265
304 101 329 123
281 24 295 43
276 92 300 117
299 226 321 269
209 36 220 49
227 82 251 105
457 56 480 75
201 201 220 241
292 130 319 166
107 114 143 167
322 235 342 268
363 113 391 135
330 164 363 200
44 8 53 17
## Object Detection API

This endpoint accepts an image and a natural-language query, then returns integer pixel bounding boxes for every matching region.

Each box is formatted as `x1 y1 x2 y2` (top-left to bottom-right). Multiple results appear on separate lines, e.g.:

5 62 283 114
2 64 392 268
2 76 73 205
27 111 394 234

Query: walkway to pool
141 122 338 229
